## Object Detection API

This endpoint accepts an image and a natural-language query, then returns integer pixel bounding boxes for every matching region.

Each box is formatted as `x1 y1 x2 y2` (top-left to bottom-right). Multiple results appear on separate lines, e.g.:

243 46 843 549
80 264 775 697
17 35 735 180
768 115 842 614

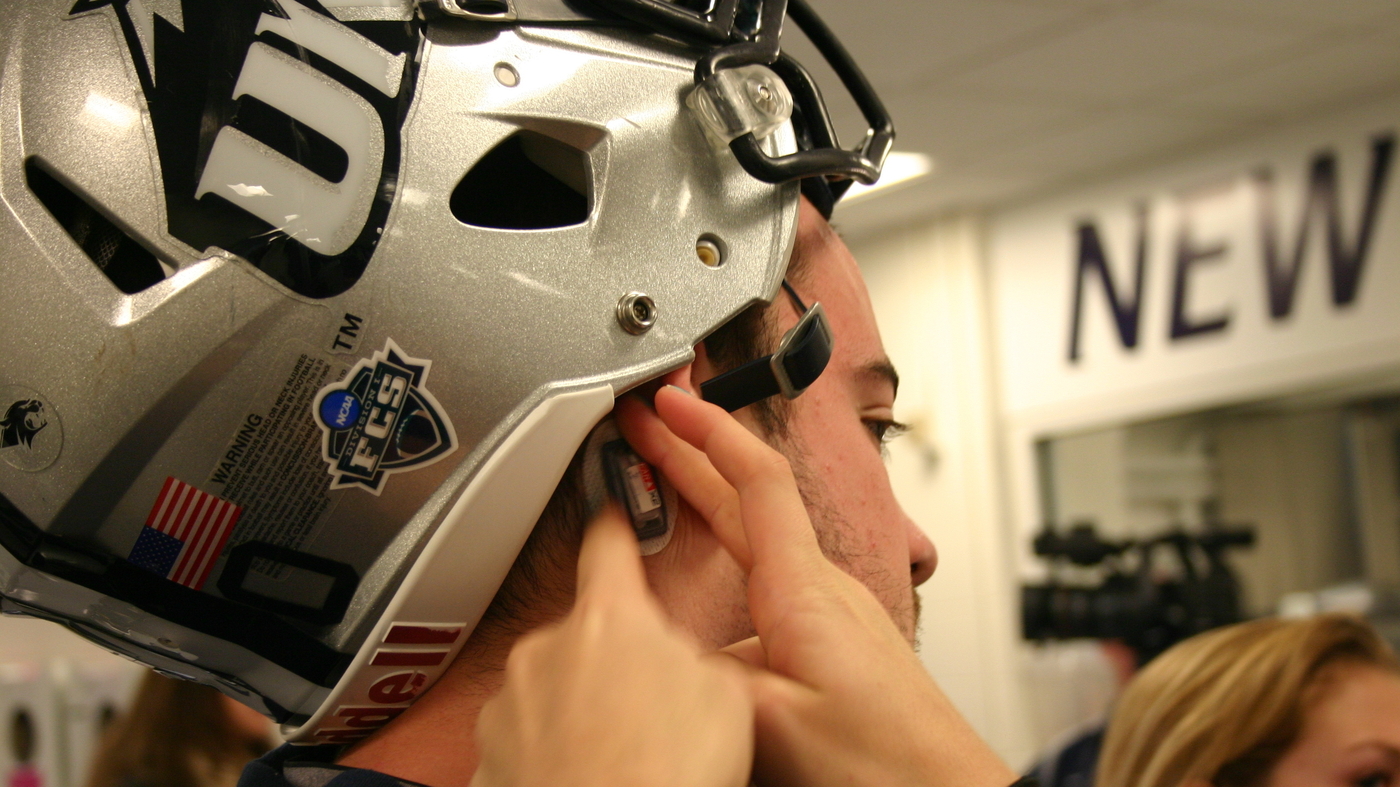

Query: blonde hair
86 672 274 787
1095 614 1399 787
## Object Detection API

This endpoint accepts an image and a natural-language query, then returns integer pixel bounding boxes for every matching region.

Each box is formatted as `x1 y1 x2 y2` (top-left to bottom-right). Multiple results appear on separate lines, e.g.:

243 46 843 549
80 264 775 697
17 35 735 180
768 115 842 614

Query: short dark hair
465 216 820 653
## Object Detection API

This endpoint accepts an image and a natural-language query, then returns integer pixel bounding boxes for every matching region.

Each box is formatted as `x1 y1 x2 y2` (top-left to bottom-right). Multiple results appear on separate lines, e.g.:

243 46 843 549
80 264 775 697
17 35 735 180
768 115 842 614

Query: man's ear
628 362 697 404
645 356 701 399
684 343 767 441
691 341 717 386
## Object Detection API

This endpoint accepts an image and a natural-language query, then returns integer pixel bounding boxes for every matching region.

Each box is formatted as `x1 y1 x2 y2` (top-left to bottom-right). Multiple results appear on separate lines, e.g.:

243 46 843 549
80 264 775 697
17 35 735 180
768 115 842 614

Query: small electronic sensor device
581 417 676 555
601 439 668 542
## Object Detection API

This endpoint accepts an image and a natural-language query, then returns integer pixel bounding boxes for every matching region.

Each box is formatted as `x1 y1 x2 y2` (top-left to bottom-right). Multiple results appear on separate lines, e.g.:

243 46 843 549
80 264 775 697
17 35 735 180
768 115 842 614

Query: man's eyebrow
858 360 900 397
1345 741 1400 757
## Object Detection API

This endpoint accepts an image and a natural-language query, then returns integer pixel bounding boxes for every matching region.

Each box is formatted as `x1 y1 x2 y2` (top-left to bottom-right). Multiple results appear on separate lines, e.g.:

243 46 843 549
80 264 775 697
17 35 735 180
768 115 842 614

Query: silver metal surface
0 0 798 722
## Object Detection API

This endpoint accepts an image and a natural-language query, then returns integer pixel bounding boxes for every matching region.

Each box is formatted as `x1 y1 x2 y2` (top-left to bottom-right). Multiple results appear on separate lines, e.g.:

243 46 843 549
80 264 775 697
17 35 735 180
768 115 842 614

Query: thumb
575 503 650 602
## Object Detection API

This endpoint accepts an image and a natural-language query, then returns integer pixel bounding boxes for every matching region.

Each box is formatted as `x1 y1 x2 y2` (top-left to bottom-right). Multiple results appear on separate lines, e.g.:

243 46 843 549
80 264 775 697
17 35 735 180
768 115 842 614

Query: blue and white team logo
313 339 457 495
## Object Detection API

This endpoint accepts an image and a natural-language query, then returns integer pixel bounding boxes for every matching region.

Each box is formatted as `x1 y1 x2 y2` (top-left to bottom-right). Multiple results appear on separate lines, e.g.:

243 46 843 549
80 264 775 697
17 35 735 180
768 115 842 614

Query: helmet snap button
617 292 657 334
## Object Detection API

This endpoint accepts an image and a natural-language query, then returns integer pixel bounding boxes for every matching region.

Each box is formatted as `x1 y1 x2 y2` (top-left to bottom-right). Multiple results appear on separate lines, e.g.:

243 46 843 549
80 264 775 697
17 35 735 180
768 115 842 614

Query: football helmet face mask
0 0 889 743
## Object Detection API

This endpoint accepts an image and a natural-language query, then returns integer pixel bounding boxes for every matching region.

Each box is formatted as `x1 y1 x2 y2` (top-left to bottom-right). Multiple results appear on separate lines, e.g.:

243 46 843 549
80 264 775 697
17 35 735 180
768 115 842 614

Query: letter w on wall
1067 205 1148 363
1255 134 1395 319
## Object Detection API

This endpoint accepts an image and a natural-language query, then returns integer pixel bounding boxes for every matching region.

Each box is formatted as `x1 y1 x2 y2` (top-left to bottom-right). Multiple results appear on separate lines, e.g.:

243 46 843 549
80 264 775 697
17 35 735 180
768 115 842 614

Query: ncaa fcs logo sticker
312 339 456 495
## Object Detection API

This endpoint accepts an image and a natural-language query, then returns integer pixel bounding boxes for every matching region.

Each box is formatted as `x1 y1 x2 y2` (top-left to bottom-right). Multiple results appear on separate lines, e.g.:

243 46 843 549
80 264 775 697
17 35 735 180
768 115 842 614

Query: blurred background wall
0 619 141 787
824 0 1400 769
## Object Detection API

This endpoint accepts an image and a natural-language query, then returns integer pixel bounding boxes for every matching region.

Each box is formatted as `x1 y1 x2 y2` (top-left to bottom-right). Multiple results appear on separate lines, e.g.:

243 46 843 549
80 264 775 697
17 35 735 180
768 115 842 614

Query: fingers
652 385 824 578
575 504 650 602
481 506 761 787
615 395 751 569
719 636 767 669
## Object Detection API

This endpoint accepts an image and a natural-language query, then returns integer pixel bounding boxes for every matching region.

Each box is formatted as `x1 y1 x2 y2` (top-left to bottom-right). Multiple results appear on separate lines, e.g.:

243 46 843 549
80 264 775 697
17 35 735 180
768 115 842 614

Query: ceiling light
838 151 934 205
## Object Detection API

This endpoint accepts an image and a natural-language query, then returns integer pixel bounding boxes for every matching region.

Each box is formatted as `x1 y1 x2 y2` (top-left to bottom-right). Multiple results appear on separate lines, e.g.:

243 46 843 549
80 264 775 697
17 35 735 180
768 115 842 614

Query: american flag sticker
128 477 242 591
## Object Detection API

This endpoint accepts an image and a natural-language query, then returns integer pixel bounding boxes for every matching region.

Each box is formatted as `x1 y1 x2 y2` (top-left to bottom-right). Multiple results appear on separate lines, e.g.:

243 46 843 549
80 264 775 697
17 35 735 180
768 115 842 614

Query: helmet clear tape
686 64 794 147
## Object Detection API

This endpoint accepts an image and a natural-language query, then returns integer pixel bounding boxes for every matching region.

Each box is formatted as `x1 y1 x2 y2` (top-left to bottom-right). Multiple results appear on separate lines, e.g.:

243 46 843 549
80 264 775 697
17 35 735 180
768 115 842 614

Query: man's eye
1355 772 1392 787
863 418 910 450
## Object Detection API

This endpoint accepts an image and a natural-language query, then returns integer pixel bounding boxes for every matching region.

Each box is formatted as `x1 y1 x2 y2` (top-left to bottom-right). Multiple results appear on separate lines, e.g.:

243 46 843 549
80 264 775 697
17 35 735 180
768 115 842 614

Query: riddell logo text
313 623 464 744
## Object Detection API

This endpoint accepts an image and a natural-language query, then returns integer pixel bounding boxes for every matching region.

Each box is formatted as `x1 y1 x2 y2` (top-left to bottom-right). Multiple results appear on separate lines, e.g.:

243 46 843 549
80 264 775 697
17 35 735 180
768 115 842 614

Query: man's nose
906 515 937 586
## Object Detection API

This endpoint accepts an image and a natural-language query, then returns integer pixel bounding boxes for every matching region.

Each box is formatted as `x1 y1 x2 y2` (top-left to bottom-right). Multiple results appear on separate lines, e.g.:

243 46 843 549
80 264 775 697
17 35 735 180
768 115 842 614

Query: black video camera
1021 522 1255 664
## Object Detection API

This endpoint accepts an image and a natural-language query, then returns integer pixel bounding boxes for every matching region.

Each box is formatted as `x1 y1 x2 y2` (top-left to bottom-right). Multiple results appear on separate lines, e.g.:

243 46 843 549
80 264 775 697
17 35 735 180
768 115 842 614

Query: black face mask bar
589 0 894 193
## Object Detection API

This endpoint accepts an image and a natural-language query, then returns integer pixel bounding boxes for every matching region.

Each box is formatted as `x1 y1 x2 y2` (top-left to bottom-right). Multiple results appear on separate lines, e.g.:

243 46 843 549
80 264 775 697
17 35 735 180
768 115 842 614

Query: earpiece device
582 418 676 555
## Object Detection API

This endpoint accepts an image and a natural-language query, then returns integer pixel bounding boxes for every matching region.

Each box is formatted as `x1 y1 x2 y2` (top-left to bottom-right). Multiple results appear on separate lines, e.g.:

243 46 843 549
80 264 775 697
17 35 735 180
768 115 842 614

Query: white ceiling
787 0 1400 238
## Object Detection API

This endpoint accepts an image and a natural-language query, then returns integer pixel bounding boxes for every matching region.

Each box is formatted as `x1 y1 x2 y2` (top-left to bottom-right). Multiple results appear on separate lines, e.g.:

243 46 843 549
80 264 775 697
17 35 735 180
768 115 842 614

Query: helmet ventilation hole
459 0 511 15
451 131 590 230
25 159 167 294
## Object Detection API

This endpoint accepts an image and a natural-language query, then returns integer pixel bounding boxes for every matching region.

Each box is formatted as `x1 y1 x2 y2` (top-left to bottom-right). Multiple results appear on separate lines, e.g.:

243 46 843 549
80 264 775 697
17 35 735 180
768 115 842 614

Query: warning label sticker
208 353 342 572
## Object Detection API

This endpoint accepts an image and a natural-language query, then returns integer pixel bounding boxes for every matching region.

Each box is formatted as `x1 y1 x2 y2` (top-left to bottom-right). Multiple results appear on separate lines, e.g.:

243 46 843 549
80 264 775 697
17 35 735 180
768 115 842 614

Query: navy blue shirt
240 741 1042 787
239 746 426 787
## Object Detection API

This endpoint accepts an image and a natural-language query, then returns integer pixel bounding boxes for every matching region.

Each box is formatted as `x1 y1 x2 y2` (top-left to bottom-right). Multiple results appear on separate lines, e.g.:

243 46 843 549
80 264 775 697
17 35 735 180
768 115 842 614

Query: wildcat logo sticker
0 386 63 472
312 339 456 495
1 399 47 451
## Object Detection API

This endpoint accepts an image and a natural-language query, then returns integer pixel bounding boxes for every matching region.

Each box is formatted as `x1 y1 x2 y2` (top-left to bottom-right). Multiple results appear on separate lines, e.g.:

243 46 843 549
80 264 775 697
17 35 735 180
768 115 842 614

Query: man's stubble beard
781 437 921 648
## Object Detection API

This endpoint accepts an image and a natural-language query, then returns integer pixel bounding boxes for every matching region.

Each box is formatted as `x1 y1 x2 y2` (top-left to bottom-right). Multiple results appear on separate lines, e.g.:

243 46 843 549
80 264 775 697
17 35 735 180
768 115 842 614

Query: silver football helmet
0 0 890 743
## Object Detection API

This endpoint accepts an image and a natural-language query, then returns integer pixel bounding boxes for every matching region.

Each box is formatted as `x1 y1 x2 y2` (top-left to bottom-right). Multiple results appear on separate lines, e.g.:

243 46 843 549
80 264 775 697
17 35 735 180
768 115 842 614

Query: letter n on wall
1067 205 1149 363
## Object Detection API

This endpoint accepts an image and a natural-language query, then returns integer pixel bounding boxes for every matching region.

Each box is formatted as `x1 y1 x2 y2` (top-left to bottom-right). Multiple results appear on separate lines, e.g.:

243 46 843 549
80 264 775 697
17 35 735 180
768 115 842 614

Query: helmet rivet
696 237 724 267
749 79 777 112
617 292 657 334
494 62 520 87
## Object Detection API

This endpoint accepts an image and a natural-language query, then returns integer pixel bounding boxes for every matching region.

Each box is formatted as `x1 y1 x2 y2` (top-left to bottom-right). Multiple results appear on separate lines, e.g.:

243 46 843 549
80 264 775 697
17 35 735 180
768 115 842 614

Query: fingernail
665 384 693 397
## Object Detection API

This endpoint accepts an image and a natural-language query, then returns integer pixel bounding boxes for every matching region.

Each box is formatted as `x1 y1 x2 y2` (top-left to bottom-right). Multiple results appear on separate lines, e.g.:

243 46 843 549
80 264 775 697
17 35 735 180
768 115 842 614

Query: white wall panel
990 92 1400 433
855 214 1034 767
989 91 1400 575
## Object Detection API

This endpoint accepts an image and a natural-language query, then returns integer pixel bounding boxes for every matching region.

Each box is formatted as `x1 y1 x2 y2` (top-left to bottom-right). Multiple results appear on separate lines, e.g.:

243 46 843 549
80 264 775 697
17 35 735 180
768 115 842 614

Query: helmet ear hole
25 159 167 294
450 131 590 230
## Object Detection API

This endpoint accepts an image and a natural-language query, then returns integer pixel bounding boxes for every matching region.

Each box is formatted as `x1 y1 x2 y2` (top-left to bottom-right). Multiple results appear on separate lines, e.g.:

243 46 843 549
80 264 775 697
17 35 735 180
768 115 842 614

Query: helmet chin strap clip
700 281 834 412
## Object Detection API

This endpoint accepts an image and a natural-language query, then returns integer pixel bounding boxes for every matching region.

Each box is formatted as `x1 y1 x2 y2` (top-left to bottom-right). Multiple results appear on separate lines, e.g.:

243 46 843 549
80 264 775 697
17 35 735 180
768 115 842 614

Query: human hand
470 504 755 787
616 382 1016 787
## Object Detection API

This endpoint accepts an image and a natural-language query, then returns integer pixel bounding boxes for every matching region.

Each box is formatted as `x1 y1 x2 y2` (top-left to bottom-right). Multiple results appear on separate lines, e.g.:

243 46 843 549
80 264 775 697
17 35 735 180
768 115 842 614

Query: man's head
471 198 937 659
2 0 900 744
